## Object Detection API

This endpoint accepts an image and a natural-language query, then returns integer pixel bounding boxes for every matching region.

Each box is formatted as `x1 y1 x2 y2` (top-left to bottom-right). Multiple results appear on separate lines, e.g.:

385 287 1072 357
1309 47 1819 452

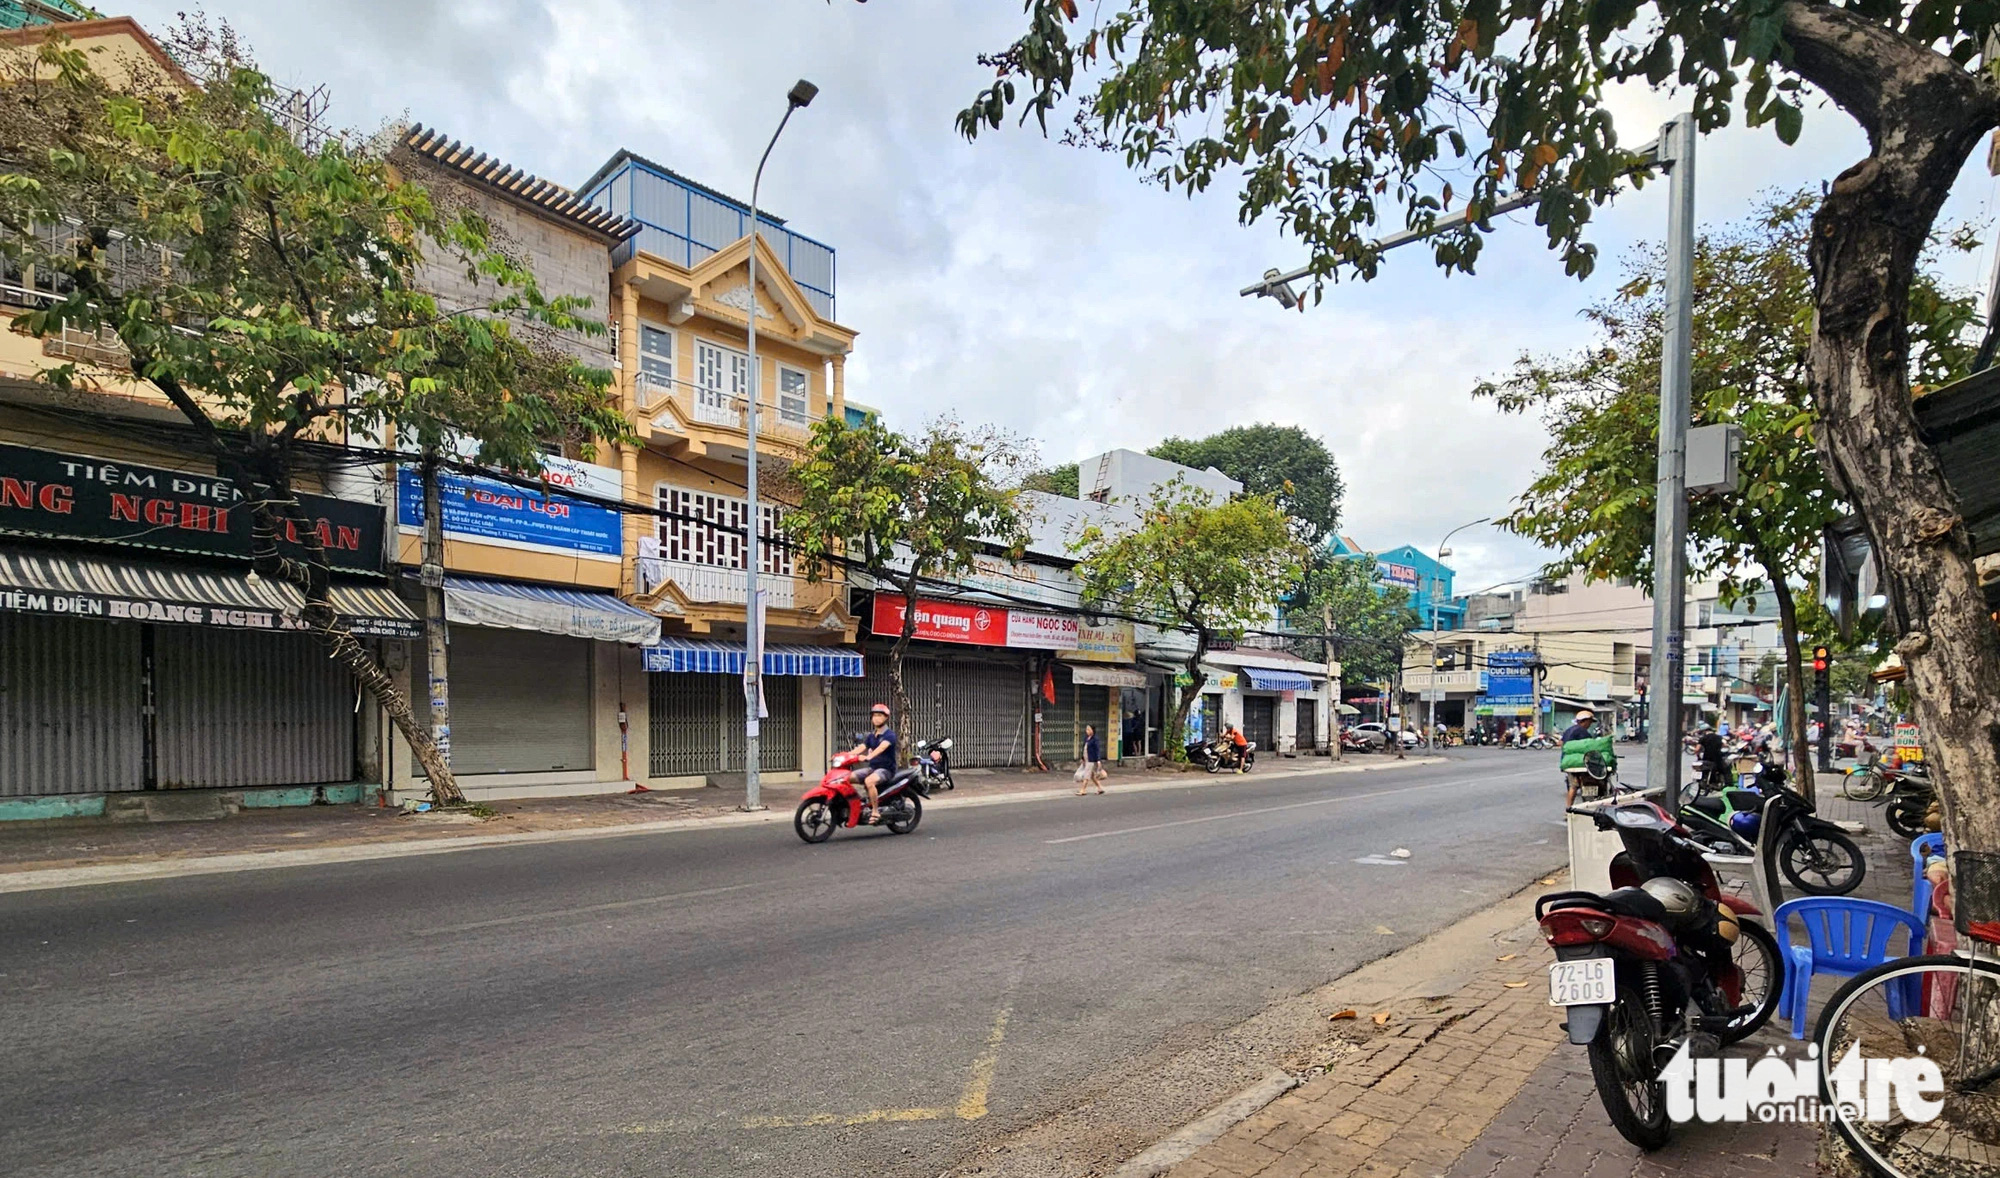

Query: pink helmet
870 702 890 715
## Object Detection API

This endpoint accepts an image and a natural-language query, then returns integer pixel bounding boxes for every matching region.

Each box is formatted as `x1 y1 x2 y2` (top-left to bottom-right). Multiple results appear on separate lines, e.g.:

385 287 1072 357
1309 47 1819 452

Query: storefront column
617 280 643 598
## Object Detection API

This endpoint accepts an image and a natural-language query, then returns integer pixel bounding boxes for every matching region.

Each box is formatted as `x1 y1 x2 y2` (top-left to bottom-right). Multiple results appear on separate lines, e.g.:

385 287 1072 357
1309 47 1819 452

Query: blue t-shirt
1085 734 1103 763
864 728 899 771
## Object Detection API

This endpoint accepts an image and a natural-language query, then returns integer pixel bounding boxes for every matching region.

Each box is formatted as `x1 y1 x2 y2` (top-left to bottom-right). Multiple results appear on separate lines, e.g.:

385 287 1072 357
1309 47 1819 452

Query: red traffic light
1812 645 1830 673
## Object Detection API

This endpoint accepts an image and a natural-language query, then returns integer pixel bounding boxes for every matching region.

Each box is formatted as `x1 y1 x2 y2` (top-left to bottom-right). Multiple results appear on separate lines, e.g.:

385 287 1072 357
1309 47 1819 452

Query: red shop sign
871 596 1007 647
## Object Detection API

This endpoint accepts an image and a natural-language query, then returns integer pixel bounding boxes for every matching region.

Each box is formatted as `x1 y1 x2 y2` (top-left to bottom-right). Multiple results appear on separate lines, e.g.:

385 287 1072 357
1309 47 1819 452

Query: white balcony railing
638 557 798 609
638 374 819 443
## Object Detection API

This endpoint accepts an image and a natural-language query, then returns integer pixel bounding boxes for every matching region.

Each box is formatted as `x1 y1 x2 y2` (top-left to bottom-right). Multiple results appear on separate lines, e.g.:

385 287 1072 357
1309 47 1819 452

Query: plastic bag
1073 763 1091 784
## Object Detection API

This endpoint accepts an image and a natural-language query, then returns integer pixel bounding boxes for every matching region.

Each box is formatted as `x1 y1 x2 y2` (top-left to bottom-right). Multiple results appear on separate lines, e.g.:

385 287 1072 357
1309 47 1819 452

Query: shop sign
395 457 622 560
1006 609 1080 650
870 596 1005 646
1894 721 1924 764
1065 619 1136 663
0 586 415 637
0 443 384 572
1376 560 1421 590
1486 650 1536 699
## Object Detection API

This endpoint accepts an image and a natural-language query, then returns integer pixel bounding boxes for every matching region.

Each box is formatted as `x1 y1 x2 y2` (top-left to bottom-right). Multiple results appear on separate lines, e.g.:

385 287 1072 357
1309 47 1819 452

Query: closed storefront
835 647 1032 768
0 553 417 796
432 628 594 776
1041 661 1077 764
1296 697 1318 751
648 673 799 777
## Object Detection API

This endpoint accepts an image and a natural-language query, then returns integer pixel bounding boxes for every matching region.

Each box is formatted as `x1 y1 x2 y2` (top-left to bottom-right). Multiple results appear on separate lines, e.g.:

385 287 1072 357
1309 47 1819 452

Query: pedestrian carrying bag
1074 763 1091 784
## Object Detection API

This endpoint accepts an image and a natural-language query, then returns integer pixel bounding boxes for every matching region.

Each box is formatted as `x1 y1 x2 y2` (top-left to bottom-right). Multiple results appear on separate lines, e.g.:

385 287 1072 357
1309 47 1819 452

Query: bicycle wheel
1813 953 2000 1178
1844 768 1887 802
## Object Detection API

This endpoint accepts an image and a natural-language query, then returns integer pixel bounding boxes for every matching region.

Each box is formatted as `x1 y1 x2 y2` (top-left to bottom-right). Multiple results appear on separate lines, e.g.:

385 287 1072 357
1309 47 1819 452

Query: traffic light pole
1814 645 1834 773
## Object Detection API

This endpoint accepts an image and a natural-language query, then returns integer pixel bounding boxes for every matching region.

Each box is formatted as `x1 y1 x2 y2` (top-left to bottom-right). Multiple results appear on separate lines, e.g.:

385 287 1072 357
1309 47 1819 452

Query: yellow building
580 150 863 786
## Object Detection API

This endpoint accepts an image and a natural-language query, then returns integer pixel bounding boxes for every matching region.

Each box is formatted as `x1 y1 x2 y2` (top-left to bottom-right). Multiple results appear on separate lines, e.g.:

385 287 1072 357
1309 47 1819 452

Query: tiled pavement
1163 772 1910 1178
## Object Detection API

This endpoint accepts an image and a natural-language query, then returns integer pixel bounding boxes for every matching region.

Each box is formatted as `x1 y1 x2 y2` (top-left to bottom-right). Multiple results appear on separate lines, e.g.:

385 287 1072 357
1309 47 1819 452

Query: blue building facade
1324 535 1466 630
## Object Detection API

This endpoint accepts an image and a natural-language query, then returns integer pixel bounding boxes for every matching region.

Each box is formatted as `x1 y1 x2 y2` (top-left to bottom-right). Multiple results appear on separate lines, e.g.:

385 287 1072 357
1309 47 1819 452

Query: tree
1023 461 1080 498
1072 480 1303 757
958 2 2000 875
1149 424 1343 544
0 32 627 803
1478 192 1978 794
1285 551 1416 690
786 416 1033 748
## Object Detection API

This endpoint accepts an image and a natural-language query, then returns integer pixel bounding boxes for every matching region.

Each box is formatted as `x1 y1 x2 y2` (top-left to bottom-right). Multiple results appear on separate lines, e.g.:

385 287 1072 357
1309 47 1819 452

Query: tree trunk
891 575 922 765
1169 629 1210 759
1783 3 2000 891
1765 565 1816 803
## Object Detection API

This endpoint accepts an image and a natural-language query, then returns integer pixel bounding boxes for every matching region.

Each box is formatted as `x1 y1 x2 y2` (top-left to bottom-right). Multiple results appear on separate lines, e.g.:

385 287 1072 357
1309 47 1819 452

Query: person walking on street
1559 707 1616 807
1077 724 1107 795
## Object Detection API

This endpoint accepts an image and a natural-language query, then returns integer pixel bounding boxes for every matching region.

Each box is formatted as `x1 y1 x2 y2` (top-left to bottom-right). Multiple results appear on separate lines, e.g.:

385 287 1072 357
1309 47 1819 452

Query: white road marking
1353 856 1408 866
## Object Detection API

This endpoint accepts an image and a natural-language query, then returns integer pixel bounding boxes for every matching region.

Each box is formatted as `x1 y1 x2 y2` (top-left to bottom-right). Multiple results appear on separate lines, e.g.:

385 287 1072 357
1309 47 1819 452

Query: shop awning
643 636 863 677
1242 666 1315 692
444 576 660 645
0 550 420 638
1070 665 1148 688
1727 693 1765 706
1335 703 1361 716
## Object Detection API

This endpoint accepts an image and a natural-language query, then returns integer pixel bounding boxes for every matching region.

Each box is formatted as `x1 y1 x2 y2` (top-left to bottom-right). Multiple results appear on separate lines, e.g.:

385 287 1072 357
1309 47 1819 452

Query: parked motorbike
915 736 956 792
1883 773 1938 840
1675 760 1866 895
793 743 926 844
1540 798 1783 1150
1218 740 1256 772
1185 739 1225 771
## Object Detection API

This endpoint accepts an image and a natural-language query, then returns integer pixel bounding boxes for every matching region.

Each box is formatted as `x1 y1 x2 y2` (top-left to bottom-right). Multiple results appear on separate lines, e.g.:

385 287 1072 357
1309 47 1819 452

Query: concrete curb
0 757 1451 894
1107 1068 1301 1178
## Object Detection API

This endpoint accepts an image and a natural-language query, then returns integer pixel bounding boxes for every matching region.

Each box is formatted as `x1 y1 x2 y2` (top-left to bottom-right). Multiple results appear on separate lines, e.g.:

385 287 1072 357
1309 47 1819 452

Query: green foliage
1149 423 1343 544
0 37 627 474
1023 461 1080 498
1476 191 1977 596
956 1 1990 289
1072 480 1303 750
1285 552 1417 686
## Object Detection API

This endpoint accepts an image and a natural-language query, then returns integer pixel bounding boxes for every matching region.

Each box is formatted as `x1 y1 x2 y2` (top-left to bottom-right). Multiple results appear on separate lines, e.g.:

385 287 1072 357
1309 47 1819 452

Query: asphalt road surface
1 749 1578 1178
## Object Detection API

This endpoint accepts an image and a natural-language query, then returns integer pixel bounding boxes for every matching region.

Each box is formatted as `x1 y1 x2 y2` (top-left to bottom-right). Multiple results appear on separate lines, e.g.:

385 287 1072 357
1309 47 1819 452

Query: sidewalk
1160 769 1909 1178
0 750 1432 880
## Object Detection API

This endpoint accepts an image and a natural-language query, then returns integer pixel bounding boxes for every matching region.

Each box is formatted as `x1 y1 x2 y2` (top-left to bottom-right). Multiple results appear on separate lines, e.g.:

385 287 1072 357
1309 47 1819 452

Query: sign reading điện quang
0 443 385 572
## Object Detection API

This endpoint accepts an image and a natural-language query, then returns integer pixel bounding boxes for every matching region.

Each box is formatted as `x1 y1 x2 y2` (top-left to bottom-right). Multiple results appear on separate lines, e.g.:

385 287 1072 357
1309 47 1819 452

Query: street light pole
743 78 817 813
1644 113 1696 804
1429 518 1489 746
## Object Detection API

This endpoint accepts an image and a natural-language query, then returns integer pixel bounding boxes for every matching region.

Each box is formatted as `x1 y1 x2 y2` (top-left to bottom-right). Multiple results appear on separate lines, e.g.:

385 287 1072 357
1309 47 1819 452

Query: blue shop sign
1485 650 1535 699
396 465 621 559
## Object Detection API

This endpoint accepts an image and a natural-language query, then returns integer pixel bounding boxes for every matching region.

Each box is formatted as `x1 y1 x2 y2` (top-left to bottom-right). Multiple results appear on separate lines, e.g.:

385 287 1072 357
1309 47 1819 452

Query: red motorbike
1538 798 1784 1150
793 747 927 843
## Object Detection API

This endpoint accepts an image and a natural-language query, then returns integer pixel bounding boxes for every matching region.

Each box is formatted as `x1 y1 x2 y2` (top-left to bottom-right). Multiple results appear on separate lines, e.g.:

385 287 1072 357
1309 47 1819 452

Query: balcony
636 557 838 614
637 373 820 454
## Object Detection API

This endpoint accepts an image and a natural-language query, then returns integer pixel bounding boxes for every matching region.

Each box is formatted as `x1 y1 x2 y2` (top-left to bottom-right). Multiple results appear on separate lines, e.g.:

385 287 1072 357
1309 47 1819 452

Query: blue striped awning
443 576 660 645
643 636 863 677
1242 666 1315 692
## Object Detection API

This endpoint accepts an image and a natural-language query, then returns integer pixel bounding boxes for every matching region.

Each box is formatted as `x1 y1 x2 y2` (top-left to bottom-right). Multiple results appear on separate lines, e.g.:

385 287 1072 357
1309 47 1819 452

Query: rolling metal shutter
435 629 592 774
834 649 1031 768
154 627 354 789
0 614 144 796
1078 685 1110 755
1243 696 1276 753
649 674 800 777
1041 662 1077 764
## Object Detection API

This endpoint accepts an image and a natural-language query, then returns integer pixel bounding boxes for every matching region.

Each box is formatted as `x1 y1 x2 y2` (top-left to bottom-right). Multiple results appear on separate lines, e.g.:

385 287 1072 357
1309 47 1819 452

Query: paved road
0 749 1573 1178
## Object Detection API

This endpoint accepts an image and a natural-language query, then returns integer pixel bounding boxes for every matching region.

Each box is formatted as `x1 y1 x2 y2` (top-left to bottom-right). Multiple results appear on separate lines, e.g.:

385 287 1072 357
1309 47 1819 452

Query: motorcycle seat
1599 886 1671 924
1686 794 1727 817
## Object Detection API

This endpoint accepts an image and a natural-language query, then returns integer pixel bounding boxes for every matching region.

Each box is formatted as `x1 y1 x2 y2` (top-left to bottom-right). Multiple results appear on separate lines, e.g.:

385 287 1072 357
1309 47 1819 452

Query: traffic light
1812 645 1831 674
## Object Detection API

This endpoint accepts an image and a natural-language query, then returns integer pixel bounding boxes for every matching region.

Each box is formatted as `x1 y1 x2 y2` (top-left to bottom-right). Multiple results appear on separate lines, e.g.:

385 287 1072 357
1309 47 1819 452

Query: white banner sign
1006 610 1080 650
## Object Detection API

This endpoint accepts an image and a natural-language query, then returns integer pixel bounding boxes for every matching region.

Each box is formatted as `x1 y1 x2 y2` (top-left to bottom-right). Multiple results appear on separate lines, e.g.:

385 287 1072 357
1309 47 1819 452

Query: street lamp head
1437 547 1451 559
1260 268 1300 310
788 79 819 109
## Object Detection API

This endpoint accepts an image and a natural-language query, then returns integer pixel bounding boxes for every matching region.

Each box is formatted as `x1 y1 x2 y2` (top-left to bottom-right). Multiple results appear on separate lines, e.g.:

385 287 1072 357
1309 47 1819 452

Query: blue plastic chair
1774 897 1927 1039
1912 833 1947 934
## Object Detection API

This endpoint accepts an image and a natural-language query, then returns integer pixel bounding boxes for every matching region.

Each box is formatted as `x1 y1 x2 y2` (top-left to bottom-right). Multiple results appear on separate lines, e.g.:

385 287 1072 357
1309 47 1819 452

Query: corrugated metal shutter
1243 696 1276 753
1078 684 1110 755
650 672 726 777
1042 663 1076 764
724 676 799 774
154 627 353 788
835 649 1031 768
1297 698 1317 750
434 629 592 774
0 614 144 796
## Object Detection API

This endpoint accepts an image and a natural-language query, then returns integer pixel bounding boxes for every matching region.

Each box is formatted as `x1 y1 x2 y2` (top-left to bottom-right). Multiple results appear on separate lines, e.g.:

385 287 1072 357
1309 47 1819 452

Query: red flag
1041 664 1057 704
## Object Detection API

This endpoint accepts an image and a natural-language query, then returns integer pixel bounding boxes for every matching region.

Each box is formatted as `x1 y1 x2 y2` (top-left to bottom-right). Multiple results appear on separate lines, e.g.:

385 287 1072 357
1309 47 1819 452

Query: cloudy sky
116 0 2000 592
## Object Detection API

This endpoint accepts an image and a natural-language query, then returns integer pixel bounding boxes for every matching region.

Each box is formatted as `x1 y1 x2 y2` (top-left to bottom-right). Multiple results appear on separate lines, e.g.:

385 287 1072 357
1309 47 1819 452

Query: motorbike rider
1559 707 1616 807
1694 724 1726 789
844 703 899 824
1225 723 1249 771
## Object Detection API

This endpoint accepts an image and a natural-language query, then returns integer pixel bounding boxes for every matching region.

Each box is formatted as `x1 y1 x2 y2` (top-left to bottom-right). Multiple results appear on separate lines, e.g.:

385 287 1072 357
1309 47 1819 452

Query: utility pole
1644 112 1697 802
420 452 451 792
741 78 817 813
1324 603 1342 761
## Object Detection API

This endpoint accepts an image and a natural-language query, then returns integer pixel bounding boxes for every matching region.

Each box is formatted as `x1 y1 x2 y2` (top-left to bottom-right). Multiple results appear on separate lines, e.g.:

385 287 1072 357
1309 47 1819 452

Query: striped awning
643 636 863 677
1242 666 1315 692
443 576 661 645
0 550 420 638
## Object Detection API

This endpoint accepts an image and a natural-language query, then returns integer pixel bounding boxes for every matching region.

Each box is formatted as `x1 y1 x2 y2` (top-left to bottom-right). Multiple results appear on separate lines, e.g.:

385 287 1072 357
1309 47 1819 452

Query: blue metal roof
643 636 862 677
1242 666 1314 692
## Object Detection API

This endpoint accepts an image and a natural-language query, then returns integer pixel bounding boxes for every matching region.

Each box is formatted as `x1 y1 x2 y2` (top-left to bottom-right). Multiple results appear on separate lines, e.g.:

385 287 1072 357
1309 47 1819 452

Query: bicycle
1841 763 1888 801
1812 927 2000 1178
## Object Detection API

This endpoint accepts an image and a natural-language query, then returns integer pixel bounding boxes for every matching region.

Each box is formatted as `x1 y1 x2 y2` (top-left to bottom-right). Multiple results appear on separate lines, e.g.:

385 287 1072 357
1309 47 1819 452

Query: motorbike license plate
1547 958 1615 1006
